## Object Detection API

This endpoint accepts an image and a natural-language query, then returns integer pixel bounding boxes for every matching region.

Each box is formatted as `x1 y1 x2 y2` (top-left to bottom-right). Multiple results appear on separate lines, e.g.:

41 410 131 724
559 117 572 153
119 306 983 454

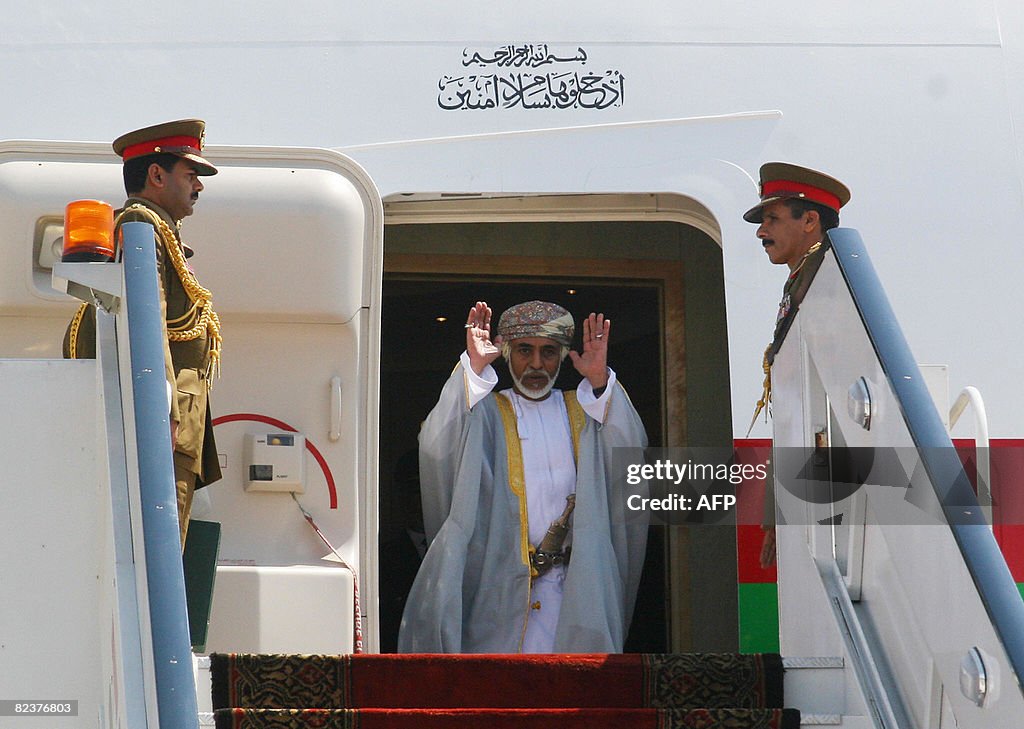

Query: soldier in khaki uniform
64 119 223 546
744 162 851 566
747 162 851 383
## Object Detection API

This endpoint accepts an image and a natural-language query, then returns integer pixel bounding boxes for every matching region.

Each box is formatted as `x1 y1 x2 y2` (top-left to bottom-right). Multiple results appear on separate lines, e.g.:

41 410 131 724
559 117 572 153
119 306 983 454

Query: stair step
212 707 801 729
204 708 846 726
211 652 786 710
202 708 848 726
783 657 844 669
782 656 845 717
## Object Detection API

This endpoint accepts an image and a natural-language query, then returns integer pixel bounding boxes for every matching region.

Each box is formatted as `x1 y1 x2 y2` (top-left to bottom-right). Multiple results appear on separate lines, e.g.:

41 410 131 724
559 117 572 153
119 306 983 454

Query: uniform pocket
174 368 208 460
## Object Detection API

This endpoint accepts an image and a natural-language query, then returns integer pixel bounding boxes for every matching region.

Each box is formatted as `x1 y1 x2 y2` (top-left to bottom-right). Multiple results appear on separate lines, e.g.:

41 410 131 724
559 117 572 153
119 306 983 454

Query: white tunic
461 352 614 652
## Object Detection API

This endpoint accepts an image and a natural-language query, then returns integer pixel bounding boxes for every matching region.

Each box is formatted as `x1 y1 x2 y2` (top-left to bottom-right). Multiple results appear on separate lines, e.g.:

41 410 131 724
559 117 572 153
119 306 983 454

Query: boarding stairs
764 228 1024 728
0 222 201 728
3 220 1023 728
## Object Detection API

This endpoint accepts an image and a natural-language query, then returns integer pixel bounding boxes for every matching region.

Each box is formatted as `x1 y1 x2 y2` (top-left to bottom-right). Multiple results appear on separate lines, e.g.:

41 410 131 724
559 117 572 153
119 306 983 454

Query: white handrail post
949 386 991 525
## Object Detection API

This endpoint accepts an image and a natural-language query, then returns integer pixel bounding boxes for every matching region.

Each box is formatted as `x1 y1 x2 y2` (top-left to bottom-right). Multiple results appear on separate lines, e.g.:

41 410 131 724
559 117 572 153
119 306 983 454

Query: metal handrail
121 221 199 729
828 227 1024 694
949 386 992 523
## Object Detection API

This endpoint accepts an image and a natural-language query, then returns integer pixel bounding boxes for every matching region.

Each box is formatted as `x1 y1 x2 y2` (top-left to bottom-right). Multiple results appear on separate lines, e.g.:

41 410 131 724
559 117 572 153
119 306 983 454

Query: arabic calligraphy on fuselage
439 44 624 111
462 44 588 69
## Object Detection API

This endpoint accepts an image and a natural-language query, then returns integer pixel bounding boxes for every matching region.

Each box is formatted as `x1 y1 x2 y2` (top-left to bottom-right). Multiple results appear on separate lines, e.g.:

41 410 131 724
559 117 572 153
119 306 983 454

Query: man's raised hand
465 301 502 375
568 312 610 390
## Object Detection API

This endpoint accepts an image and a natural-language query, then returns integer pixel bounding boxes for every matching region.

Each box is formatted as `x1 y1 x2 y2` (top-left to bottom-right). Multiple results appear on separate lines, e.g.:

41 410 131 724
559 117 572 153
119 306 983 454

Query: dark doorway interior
378 276 667 653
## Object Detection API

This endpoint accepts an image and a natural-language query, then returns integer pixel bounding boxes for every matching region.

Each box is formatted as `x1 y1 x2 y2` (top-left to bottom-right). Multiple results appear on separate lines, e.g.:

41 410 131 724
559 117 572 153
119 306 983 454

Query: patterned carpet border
211 654 353 713
642 653 784 709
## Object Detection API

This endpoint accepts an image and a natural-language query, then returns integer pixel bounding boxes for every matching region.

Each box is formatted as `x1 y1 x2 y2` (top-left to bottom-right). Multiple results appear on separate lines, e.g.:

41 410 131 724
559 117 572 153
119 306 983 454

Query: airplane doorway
377 210 736 654
378 275 665 652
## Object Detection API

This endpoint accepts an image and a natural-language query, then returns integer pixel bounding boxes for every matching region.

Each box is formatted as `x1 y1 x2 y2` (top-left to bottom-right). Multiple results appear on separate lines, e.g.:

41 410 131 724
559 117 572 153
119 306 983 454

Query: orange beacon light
62 199 115 262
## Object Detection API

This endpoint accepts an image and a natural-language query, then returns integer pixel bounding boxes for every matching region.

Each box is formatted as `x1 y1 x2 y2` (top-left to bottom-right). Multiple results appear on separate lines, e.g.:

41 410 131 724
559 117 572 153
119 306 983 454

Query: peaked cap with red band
743 162 849 223
112 118 217 176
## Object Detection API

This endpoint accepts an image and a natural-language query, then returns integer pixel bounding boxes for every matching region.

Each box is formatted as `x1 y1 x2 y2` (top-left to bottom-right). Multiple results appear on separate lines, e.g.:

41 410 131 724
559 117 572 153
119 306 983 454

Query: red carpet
210 653 798 729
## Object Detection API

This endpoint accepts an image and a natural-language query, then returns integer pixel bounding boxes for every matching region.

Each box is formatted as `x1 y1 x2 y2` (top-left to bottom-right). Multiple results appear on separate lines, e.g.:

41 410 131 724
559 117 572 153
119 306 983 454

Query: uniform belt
530 546 571 578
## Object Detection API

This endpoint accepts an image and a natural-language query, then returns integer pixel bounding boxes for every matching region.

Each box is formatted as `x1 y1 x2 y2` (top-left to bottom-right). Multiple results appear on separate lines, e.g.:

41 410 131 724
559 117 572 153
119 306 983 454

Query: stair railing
118 220 200 729
949 386 992 524
770 228 1024 728
55 220 199 729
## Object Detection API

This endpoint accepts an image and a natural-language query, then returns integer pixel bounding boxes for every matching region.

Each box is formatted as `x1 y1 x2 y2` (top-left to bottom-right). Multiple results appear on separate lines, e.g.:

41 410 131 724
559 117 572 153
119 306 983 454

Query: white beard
511 365 560 400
